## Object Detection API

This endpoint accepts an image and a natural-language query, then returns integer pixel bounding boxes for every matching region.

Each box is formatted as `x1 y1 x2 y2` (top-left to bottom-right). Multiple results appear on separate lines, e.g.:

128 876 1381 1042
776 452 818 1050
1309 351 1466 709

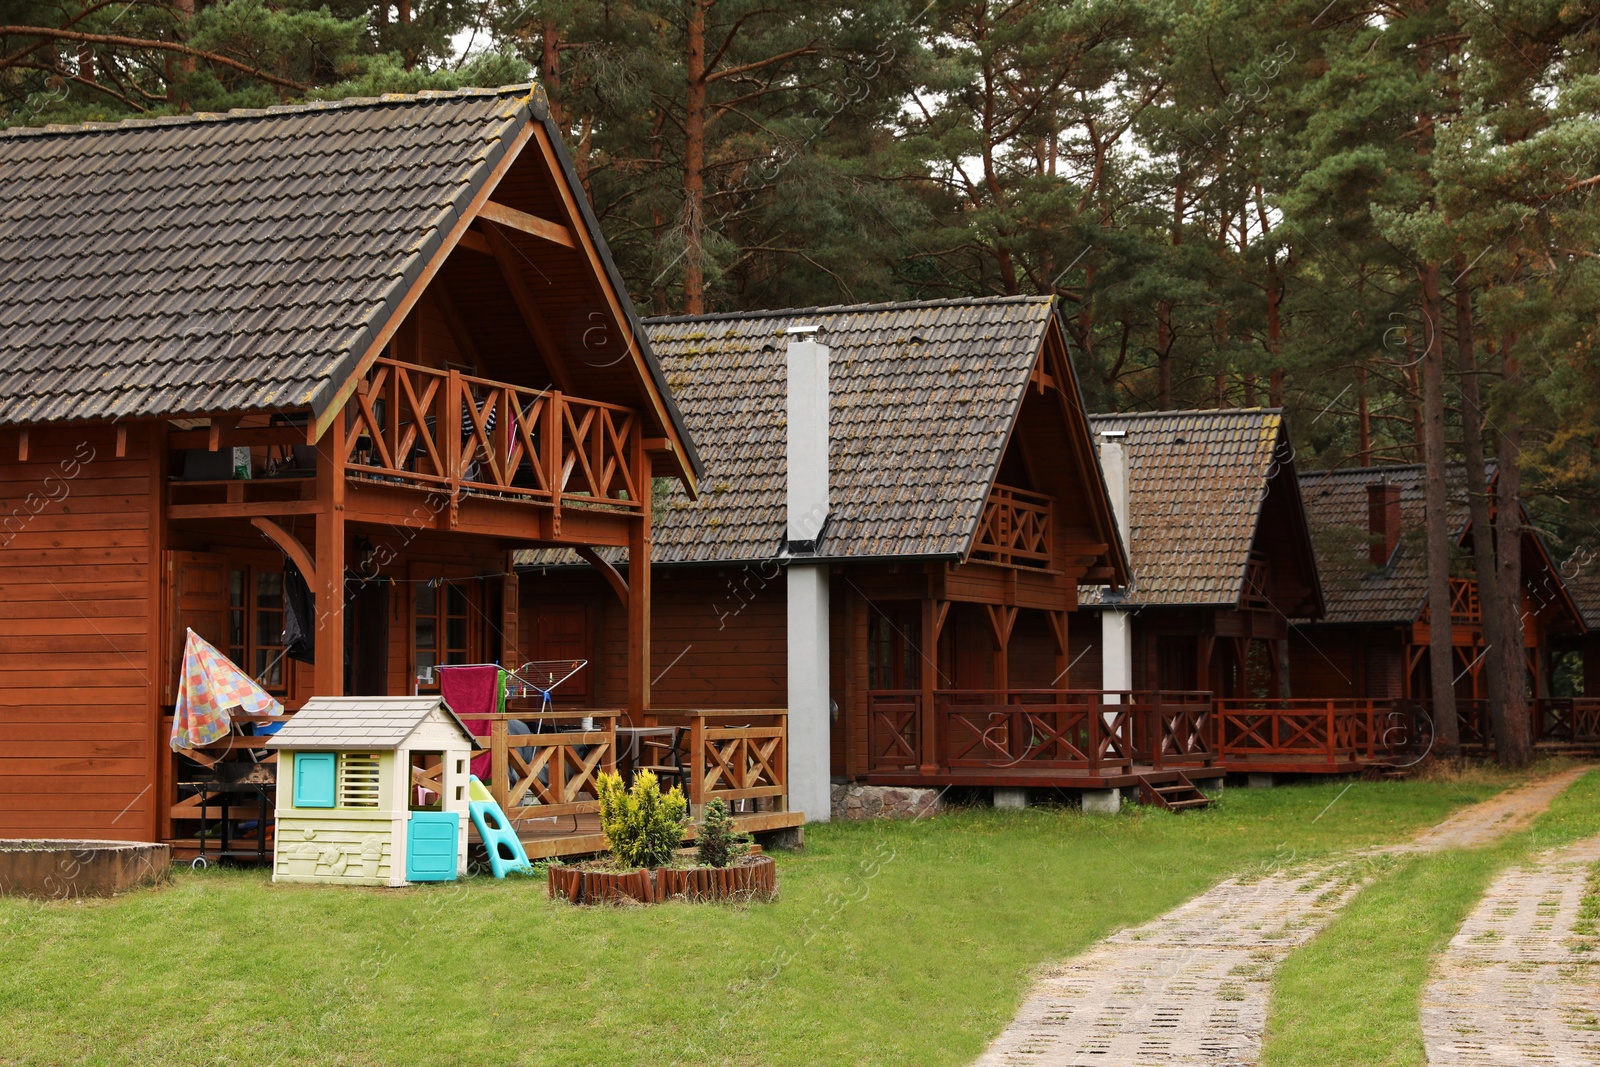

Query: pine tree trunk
1454 262 1504 748
682 0 708 315
1419 263 1460 758
1493 334 1533 767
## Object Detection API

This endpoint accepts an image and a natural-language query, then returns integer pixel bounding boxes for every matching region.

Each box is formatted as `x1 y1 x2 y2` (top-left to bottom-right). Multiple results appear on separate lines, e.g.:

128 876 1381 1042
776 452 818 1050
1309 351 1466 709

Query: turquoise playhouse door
405 811 459 882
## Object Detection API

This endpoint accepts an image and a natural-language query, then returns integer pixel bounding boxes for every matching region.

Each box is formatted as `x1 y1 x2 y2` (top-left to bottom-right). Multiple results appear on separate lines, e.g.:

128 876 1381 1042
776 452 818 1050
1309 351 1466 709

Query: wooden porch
862 688 1225 789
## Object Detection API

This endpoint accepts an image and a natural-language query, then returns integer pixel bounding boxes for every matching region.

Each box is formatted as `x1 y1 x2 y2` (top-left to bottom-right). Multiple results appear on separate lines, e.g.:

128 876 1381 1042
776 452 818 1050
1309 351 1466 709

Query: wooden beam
920 596 941 775
206 416 238 452
311 121 536 444
146 422 168 843
625 456 652 722
17 428 27 462
456 229 493 255
168 425 309 450
175 499 322 521
575 546 628 604
115 424 127 458
251 518 318 589
482 221 575 394
477 200 578 249
313 412 346 696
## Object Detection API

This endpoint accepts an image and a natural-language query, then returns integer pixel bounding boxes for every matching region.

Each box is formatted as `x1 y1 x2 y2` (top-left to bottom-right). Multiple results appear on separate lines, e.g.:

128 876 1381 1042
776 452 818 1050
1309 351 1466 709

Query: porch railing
866 689 1217 775
345 357 643 514
1213 699 1411 765
646 710 788 810
970 484 1054 568
476 710 619 824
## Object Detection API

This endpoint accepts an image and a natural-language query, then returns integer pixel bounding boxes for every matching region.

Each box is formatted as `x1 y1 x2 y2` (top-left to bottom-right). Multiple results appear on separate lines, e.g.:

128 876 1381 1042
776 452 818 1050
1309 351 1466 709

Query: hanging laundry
171 628 283 751
439 665 501 779
282 561 316 664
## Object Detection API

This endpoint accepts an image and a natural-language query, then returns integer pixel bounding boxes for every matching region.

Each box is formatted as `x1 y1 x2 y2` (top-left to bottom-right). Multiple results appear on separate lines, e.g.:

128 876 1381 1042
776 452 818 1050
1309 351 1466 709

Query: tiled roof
0 83 698 463
1563 555 1600 630
633 296 1060 563
266 696 479 750
1297 464 1453 625
1084 409 1299 607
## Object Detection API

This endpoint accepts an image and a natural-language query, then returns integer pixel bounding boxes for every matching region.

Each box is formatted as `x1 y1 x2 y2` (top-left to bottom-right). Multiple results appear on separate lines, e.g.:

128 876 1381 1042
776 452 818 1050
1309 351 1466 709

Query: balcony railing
345 357 644 516
1213 698 1417 766
1421 578 1481 626
970 484 1054 568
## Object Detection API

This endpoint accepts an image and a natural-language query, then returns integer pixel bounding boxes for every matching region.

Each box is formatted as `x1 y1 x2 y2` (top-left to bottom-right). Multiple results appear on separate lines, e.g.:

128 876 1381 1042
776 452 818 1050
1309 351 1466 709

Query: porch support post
986 604 1017 696
625 449 651 723
1048 610 1068 687
500 564 520 667
918 596 944 775
787 559 831 821
313 411 346 696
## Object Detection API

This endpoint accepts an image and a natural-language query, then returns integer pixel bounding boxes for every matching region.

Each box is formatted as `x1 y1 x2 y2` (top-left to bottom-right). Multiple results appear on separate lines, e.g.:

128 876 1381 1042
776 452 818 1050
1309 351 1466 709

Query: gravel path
1421 833 1600 1066
972 770 1591 1067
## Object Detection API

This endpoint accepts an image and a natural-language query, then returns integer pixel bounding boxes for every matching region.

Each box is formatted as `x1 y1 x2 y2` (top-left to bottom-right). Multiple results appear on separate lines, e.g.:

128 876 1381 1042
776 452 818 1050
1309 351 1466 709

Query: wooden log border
548 855 776 905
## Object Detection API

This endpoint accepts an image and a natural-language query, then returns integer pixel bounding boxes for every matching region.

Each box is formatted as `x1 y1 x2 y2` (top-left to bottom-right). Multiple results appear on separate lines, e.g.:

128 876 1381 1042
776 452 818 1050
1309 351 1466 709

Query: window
337 753 381 808
414 578 477 689
868 604 921 690
229 565 289 695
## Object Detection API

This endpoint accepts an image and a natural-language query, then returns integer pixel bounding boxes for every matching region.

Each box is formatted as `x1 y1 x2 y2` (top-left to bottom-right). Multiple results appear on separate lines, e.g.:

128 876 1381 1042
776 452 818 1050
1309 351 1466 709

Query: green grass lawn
1262 767 1600 1067
0 775 1524 1067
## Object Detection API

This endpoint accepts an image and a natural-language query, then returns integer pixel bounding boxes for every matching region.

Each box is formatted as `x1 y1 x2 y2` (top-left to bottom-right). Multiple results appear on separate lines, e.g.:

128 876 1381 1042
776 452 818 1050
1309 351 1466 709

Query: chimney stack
785 325 831 823
1367 482 1401 566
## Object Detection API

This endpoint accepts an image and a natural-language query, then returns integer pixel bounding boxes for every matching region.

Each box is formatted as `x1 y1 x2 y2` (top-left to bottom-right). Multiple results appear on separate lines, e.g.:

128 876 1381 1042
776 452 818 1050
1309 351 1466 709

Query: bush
695 797 751 868
596 770 687 869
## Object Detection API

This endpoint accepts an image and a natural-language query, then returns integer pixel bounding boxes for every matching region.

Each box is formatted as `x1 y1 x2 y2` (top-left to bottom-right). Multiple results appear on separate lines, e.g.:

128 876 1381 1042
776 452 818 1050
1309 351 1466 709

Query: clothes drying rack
434 660 588 716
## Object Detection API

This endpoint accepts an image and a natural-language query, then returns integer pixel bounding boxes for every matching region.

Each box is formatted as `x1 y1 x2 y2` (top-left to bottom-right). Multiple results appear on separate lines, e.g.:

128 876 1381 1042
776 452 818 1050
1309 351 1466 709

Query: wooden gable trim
478 200 577 249
309 120 536 444
526 123 697 496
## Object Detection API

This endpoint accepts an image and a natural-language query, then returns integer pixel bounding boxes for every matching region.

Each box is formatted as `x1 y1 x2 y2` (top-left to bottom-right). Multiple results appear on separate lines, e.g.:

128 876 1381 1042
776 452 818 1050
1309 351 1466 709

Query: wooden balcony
865 689 1220 787
166 357 649 546
970 484 1054 568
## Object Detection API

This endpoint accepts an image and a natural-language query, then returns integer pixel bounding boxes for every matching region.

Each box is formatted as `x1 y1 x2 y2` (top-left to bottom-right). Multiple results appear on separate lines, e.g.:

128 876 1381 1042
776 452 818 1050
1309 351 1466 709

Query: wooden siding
0 423 159 840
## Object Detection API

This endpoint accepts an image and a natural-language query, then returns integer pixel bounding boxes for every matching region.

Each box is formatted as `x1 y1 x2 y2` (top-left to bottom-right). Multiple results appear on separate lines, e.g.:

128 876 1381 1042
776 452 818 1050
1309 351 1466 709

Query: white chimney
1098 433 1133 698
785 326 831 823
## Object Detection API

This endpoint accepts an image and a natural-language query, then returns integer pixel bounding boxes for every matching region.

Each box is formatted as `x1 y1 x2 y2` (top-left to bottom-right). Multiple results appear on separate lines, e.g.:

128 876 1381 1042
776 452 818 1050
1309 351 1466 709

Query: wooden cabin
1290 464 1587 749
516 297 1163 813
0 86 718 848
1063 410 1338 773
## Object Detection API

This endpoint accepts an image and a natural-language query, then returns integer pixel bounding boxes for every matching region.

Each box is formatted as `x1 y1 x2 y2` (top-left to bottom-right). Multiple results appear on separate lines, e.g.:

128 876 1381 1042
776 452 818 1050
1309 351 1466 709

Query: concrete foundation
0 840 170 898
1081 788 1122 815
1248 773 1276 789
993 787 1029 810
755 826 805 850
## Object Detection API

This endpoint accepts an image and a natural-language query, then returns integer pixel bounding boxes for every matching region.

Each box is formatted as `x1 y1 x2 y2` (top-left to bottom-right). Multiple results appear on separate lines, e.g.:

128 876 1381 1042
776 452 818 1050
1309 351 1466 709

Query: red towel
440 665 500 779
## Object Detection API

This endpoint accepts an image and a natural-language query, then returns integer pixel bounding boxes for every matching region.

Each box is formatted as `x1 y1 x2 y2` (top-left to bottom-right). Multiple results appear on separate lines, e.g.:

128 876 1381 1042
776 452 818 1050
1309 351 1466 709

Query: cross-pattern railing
865 689 1218 775
970 484 1054 568
647 710 788 810
1214 699 1410 766
345 357 643 522
476 710 619 823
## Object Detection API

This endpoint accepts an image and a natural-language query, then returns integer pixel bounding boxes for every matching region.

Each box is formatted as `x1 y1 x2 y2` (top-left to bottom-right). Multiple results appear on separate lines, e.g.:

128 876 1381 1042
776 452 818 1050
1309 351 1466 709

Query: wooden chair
638 727 689 795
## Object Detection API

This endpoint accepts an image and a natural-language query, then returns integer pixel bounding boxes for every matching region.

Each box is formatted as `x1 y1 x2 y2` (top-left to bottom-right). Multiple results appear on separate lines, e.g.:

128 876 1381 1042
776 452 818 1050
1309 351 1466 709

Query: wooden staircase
1136 772 1213 812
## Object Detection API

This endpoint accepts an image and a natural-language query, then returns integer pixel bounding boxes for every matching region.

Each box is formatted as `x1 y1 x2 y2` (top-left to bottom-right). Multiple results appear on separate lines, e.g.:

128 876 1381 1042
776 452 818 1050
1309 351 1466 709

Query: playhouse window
337 753 381 808
409 752 444 812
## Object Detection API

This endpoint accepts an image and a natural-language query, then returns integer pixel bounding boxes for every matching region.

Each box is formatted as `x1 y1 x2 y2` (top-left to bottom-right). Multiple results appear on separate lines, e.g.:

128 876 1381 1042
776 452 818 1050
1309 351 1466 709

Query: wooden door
163 550 230 704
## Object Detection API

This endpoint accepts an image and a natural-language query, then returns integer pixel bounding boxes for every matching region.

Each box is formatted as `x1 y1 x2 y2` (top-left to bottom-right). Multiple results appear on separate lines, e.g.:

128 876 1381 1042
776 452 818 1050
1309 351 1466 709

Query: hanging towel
171 629 283 751
440 665 501 779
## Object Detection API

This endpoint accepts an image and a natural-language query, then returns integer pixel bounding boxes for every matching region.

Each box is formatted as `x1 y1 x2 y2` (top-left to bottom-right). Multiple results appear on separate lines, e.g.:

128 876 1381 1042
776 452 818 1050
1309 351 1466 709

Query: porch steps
1136 772 1213 812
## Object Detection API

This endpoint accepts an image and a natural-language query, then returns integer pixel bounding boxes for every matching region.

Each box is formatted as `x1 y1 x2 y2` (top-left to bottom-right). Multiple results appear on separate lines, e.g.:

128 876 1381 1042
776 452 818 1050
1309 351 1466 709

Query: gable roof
265 696 479 751
1297 464 1440 625
626 296 1122 568
0 84 700 480
1083 408 1319 610
1563 554 1600 630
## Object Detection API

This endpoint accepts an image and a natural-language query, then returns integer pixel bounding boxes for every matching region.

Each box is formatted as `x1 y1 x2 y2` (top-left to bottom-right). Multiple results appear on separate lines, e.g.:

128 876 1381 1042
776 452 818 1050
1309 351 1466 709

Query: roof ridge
1089 406 1281 419
643 294 1051 325
1 83 537 140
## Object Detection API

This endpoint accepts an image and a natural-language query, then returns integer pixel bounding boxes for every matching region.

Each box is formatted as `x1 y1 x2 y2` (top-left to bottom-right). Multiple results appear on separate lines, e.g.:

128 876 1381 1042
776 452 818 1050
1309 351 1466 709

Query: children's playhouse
267 696 479 887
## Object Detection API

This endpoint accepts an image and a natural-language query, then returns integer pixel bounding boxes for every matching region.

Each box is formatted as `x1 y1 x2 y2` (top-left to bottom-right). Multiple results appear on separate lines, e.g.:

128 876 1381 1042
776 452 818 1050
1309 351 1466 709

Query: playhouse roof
265 696 480 751
1082 408 1321 612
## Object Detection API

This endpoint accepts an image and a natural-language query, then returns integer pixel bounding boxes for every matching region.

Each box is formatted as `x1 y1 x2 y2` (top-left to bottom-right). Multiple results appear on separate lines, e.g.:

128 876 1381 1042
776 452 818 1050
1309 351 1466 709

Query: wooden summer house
515 296 1201 812
1066 410 1351 775
0 86 715 847
1290 464 1586 740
